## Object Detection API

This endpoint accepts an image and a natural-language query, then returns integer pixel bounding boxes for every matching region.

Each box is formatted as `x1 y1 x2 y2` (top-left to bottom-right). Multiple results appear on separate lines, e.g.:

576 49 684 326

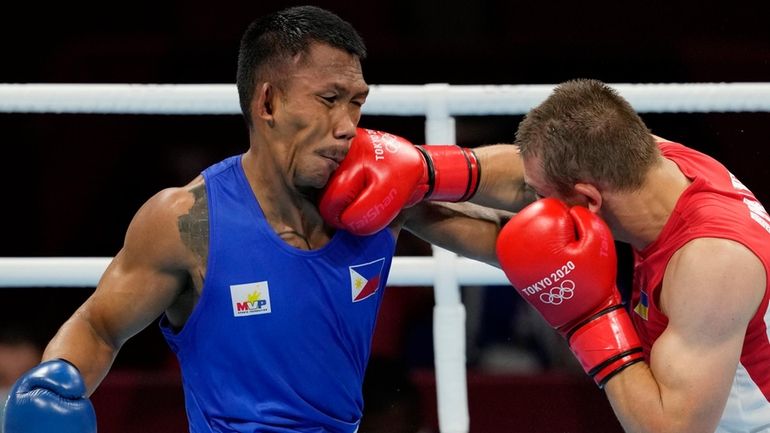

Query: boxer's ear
253 82 276 128
574 182 603 213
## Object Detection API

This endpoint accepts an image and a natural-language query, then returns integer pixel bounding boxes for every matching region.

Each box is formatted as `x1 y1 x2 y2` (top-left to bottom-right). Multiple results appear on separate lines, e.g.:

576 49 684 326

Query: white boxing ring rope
2 82 770 433
3 82 770 114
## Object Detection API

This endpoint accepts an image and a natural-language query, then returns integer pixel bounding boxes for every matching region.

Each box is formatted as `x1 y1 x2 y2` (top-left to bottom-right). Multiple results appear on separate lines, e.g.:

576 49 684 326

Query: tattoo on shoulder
178 184 209 262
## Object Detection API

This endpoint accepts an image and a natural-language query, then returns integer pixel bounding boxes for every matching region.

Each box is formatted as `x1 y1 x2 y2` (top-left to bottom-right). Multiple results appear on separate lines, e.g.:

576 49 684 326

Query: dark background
0 0 768 258
0 1 769 432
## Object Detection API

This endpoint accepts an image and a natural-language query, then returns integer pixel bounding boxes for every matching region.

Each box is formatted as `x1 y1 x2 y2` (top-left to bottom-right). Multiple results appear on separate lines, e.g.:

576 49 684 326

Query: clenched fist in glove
320 128 480 235
3 359 97 433
496 198 644 387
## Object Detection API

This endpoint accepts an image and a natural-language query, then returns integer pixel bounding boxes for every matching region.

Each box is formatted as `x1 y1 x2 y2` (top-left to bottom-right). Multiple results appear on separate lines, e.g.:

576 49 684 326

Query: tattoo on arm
178 184 209 265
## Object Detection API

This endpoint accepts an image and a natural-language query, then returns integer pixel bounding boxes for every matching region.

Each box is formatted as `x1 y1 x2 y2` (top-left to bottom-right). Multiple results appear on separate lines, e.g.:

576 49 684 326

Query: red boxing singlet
631 141 770 431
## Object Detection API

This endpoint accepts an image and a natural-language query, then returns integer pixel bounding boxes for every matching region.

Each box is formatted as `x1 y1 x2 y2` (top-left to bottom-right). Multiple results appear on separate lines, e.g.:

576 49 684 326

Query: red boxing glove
496 198 643 387
320 128 480 235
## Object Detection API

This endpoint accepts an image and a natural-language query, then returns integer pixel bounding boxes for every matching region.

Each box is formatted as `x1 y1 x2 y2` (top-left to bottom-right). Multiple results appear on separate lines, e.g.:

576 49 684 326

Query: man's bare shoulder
662 237 765 332
123 176 208 269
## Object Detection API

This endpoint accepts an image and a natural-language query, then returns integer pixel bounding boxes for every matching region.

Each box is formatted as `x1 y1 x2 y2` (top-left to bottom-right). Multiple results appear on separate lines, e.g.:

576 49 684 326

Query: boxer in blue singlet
2 6 529 433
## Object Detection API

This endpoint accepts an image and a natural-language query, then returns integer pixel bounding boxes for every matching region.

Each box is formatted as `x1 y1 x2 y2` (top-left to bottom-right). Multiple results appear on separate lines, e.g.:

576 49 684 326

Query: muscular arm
470 144 533 212
42 183 204 395
399 201 511 266
605 238 766 433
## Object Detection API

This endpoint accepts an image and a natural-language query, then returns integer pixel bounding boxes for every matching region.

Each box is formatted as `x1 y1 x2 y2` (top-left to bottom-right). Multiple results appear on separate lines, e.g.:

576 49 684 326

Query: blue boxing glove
3 359 96 433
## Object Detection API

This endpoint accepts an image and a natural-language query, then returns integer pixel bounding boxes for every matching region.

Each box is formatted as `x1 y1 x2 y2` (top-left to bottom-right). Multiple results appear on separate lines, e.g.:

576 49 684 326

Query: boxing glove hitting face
496 198 643 387
319 128 480 235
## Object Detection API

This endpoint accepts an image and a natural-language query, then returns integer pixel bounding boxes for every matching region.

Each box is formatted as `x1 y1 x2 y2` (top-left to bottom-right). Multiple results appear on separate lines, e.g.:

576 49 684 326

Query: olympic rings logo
539 280 575 305
379 133 403 153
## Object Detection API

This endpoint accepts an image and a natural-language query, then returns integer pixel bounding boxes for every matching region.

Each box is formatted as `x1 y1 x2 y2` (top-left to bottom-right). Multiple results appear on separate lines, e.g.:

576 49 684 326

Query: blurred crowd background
1 1 769 432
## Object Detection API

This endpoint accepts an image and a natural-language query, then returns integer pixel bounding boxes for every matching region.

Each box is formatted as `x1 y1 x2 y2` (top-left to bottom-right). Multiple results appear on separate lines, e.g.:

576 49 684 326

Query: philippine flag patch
349 258 386 302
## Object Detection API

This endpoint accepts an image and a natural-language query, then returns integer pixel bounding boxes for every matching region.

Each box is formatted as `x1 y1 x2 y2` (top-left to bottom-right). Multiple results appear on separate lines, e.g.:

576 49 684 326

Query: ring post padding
424 83 470 433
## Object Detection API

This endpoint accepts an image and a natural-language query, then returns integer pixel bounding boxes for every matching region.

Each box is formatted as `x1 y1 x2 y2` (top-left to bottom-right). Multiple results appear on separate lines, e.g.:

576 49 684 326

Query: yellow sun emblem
247 291 261 304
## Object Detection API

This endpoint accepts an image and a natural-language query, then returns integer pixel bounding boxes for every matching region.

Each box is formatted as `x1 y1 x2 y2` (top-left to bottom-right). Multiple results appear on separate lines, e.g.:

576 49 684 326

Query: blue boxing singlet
160 155 395 433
